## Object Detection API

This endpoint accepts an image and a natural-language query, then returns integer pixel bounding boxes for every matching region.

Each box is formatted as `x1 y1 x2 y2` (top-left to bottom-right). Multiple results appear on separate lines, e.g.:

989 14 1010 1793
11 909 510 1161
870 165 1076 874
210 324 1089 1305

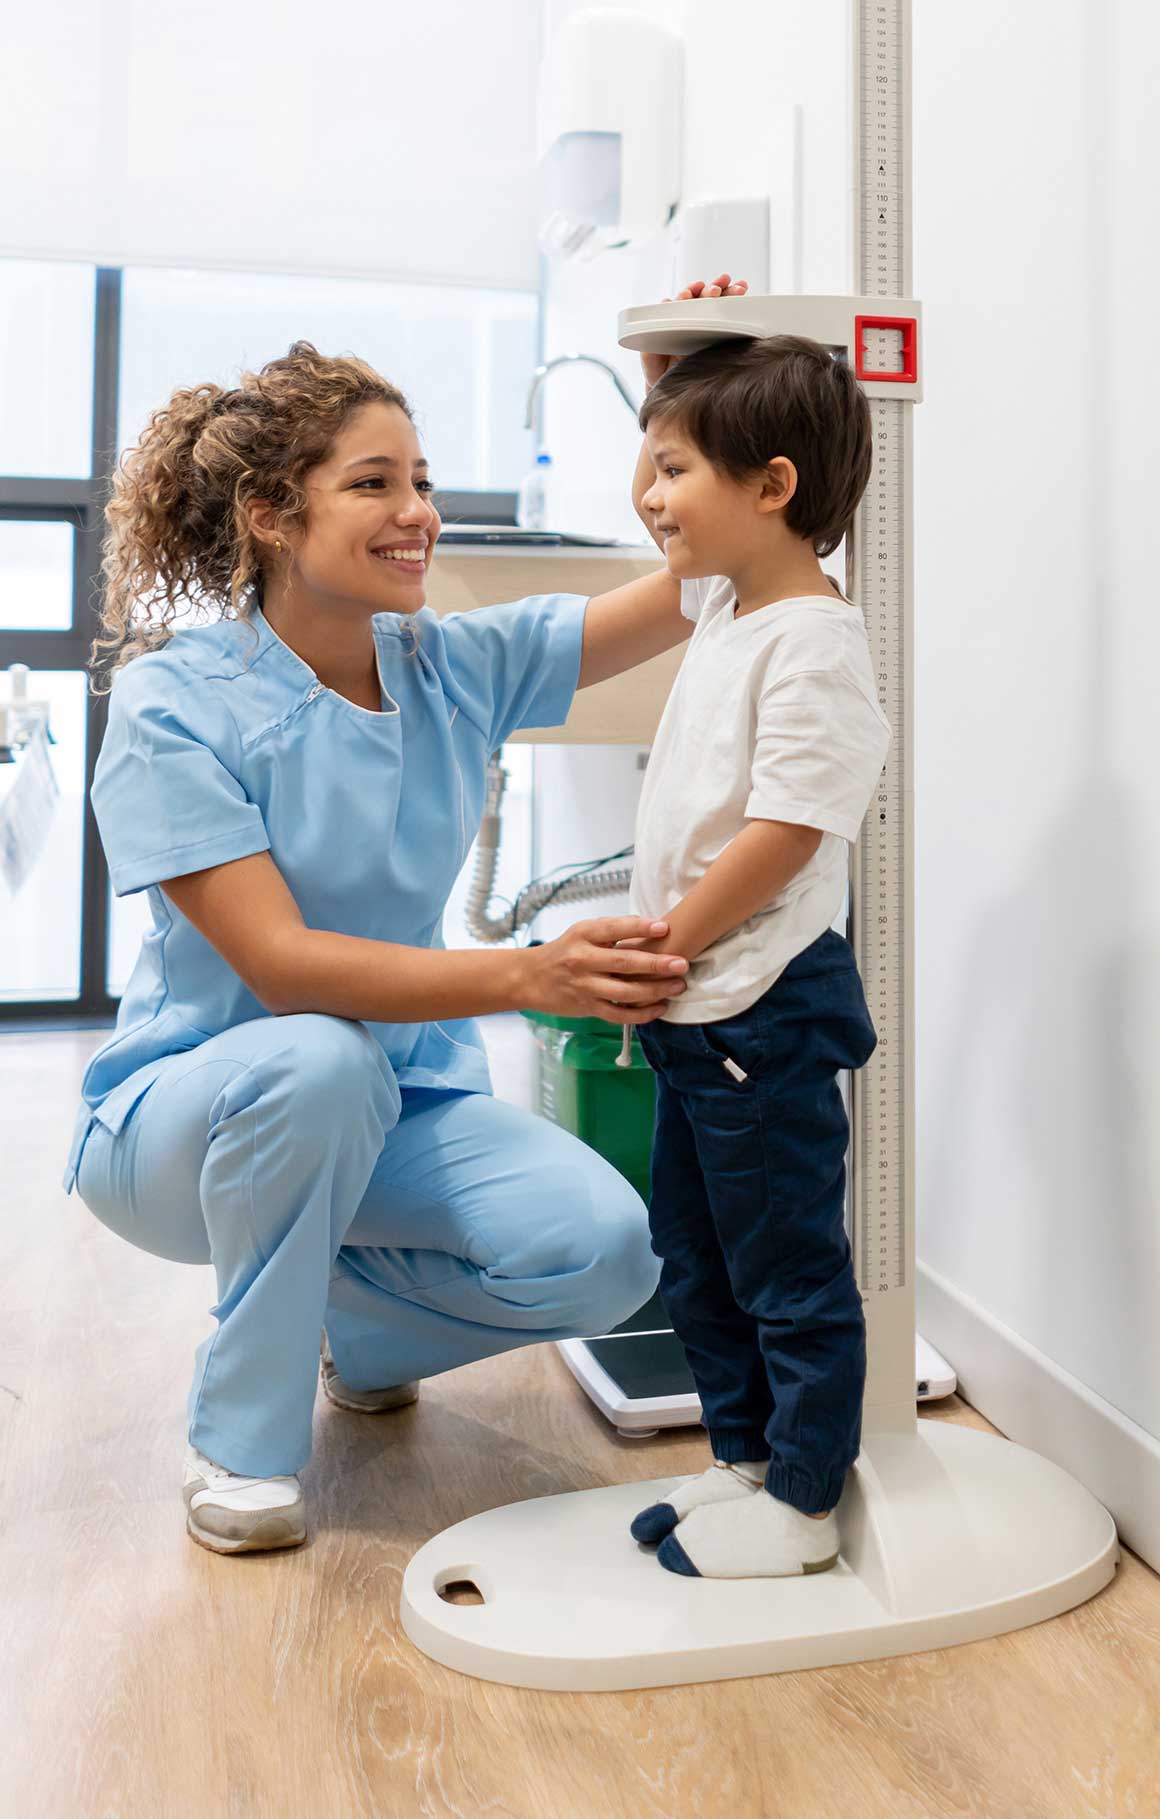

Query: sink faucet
524 353 640 436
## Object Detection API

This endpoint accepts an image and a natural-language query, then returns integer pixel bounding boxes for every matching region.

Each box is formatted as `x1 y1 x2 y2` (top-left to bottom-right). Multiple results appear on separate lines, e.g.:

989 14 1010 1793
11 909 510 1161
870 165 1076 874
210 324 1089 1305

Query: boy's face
641 420 775 579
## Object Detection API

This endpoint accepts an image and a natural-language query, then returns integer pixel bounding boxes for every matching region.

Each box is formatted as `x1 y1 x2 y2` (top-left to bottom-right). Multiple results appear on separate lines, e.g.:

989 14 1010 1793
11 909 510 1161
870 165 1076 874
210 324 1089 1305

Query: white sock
630 1458 767 1544
658 1490 840 1578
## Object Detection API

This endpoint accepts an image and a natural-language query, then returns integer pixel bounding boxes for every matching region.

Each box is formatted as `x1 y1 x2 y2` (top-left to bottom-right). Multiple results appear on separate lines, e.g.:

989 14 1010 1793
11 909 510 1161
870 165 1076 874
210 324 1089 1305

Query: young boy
625 290 891 1579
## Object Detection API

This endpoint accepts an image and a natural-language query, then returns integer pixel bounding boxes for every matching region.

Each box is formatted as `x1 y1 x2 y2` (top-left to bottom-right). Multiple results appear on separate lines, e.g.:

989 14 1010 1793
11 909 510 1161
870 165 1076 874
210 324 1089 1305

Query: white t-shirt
630 573 892 1023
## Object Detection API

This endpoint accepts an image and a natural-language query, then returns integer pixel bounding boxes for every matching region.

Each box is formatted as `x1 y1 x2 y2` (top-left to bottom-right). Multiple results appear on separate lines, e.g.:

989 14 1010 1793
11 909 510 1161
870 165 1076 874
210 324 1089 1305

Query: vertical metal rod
849 0 917 1430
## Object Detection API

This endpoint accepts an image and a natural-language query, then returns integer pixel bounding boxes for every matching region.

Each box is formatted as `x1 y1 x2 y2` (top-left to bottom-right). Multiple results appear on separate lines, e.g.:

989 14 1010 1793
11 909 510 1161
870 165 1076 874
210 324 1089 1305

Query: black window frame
0 267 120 1027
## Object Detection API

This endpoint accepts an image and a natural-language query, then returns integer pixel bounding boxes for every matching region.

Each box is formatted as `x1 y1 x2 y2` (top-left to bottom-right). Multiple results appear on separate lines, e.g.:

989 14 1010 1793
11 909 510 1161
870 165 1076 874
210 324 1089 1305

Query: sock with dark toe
656 1490 840 1579
630 1458 767 1545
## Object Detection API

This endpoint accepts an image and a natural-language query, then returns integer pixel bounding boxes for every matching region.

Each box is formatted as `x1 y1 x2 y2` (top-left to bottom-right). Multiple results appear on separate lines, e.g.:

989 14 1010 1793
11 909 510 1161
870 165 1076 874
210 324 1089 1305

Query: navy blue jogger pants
638 929 878 1516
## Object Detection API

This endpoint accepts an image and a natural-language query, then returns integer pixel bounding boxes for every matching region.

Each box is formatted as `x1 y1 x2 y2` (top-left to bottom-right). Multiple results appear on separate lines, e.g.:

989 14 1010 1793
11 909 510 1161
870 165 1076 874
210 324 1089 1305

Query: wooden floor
1 1025 1157 1819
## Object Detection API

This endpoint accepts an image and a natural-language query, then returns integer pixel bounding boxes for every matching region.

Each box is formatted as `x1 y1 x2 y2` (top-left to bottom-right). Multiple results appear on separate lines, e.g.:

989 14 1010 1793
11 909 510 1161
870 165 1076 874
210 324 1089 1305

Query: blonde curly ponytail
92 341 411 691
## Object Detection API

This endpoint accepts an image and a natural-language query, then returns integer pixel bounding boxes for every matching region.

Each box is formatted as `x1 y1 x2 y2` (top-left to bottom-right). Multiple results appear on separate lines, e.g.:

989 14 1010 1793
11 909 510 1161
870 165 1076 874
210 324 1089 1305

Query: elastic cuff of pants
765 1459 851 1516
707 1427 772 1466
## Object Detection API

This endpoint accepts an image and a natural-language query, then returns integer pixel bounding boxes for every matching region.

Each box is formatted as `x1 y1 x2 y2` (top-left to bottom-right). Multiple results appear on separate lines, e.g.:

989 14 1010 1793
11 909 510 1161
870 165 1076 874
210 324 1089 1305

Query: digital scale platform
559 1294 958 1438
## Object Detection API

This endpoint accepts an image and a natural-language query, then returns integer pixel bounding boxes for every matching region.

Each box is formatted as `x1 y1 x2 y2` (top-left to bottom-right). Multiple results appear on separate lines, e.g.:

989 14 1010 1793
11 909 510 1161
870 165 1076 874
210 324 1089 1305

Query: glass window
0 260 95 478
0 520 74 631
118 267 538 493
0 671 87 1001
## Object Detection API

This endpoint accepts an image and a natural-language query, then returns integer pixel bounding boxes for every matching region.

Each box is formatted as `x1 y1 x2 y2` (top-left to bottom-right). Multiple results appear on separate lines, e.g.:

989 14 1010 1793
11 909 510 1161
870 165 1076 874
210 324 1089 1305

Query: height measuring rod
848 0 916 1432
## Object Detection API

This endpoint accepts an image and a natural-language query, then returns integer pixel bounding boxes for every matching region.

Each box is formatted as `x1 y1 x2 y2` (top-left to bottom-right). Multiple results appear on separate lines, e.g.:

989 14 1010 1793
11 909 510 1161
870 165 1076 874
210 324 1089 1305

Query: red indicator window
854 315 918 384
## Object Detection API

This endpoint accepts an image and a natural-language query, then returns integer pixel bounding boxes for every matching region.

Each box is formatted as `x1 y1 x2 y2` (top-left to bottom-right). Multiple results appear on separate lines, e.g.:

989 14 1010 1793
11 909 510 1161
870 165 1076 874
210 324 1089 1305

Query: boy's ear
756 456 798 515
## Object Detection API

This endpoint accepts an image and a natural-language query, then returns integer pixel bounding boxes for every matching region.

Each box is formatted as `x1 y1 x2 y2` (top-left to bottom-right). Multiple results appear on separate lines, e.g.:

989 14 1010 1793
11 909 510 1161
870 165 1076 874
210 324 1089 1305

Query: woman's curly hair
91 341 411 691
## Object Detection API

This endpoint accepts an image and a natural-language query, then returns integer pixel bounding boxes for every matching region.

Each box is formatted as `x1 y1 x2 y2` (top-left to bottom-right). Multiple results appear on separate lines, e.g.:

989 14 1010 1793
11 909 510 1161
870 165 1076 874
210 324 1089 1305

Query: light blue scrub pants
75 1014 659 1478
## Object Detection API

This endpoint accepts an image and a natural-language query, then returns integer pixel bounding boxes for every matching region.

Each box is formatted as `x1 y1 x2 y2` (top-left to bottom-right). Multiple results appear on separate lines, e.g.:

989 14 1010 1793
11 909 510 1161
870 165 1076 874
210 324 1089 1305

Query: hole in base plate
437 1578 486 1606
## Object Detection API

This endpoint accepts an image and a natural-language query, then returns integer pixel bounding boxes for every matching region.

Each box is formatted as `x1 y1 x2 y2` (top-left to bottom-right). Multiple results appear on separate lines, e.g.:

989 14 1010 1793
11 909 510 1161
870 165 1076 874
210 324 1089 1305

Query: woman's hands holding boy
639 273 749 390
521 916 687 1026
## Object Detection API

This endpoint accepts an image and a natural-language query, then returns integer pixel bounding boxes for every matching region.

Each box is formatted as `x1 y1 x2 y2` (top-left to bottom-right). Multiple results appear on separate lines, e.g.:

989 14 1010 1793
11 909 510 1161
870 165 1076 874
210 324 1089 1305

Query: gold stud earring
274 539 283 551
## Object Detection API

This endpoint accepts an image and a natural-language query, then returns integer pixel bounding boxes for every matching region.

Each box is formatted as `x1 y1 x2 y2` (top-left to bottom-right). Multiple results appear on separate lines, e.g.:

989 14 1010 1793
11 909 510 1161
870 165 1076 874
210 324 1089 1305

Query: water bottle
517 451 553 530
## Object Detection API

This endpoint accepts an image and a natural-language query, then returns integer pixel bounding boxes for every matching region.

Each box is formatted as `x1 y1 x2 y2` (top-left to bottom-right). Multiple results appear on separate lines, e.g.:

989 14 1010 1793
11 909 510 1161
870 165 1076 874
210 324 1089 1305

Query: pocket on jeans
697 1015 765 1085
781 971 878 1074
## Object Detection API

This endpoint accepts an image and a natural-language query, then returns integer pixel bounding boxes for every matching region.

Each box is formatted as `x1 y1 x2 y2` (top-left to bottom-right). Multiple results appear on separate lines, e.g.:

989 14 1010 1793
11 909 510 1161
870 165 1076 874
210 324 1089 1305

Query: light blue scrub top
64 593 588 1192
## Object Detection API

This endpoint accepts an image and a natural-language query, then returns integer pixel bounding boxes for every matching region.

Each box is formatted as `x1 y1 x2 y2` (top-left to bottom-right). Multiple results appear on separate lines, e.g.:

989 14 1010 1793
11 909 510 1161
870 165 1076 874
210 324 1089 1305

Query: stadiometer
399 0 1118 1689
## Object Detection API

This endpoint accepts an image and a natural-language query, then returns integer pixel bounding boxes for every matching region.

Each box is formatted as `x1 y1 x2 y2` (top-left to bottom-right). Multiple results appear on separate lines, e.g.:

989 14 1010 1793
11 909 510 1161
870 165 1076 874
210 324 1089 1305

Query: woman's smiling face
293 400 441 614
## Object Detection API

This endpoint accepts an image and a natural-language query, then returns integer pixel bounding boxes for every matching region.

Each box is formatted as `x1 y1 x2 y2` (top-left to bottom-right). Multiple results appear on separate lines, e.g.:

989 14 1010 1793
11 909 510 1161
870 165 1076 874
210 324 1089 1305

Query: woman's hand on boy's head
681 274 749 300
639 274 750 390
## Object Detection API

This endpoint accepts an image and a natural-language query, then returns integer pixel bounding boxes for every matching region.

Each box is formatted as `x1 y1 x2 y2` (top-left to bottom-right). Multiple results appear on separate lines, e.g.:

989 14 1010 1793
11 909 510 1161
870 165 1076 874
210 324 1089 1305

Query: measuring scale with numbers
399 0 1118 1689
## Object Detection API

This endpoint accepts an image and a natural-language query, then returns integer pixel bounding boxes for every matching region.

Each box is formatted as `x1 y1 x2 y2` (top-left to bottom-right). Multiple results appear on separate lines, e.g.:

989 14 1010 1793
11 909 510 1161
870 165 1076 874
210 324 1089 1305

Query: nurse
66 337 693 1555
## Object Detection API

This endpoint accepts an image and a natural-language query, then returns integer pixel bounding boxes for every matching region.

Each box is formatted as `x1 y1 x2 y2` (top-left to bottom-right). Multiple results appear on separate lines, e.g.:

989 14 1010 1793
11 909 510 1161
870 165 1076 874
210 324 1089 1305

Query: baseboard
918 1260 1160 1573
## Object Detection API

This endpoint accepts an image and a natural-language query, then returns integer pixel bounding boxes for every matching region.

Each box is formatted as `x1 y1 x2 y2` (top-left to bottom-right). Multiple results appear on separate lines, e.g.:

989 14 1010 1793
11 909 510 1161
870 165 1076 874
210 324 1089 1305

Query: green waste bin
519 1011 656 1203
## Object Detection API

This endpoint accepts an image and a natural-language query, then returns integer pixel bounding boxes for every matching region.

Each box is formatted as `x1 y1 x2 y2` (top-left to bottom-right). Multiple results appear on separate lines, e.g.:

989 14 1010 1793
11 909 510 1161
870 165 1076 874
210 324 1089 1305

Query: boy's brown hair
638 334 872 558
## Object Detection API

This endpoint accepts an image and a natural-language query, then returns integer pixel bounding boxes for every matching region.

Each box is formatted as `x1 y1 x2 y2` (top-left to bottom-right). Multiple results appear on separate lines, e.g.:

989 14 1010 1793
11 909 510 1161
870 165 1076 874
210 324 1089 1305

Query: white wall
913 1 1160 1462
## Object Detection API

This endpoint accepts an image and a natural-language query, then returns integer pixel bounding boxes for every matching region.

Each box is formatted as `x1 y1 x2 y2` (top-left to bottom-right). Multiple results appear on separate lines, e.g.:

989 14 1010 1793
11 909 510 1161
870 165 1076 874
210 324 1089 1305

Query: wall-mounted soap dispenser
537 7 683 260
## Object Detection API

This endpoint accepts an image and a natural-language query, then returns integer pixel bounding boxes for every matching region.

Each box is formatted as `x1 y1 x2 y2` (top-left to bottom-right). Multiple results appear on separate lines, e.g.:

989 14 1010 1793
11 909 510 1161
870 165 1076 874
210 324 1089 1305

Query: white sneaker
319 1335 420 1415
182 1444 307 1555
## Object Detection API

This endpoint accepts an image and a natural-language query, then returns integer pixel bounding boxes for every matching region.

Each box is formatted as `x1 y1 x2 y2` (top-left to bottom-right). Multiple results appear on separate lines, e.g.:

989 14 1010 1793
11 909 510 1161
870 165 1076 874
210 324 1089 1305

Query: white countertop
436 539 661 561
